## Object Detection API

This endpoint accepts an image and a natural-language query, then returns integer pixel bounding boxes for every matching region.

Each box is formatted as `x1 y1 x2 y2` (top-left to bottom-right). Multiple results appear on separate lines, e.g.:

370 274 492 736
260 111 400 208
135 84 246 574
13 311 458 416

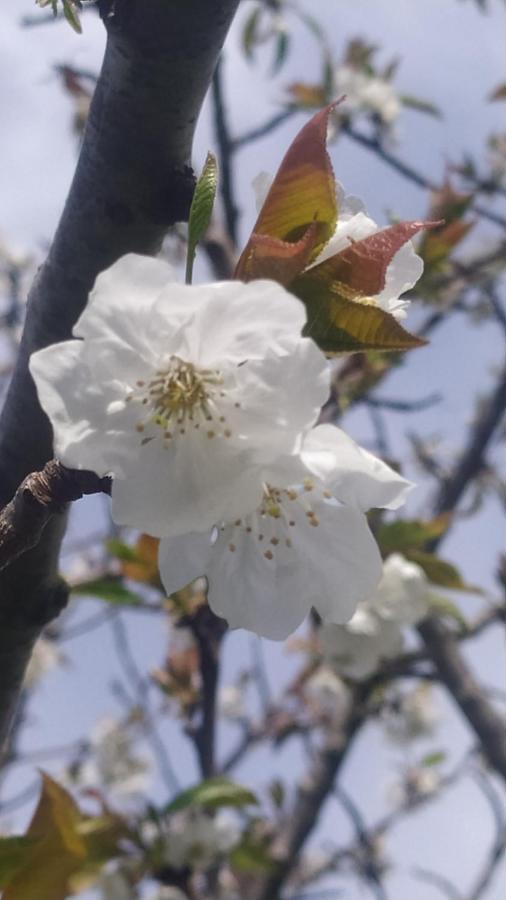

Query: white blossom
159 808 240 870
321 553 429 679
334 64 401 127
253 175 423 320
312 184 423 320
218 685 246 720
159 426 411 640
147 890 188 900
383 685 439 744
304 666 350 722
98 868 137 900
30 254 329 538
23 637 62 689
77 716 151 797
389 766 441 808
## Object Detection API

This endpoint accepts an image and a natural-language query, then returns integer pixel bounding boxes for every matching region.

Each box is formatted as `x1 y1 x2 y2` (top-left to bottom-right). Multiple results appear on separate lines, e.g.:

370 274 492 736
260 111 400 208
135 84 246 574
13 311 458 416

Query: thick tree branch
418 360 506 781
0 0 240 747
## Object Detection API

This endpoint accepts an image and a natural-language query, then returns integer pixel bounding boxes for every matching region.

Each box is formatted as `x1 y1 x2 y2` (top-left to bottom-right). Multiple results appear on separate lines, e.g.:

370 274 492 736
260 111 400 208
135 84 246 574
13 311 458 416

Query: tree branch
0 0 240 747
0 460 110 573
418 361 506 781
255 686 366 899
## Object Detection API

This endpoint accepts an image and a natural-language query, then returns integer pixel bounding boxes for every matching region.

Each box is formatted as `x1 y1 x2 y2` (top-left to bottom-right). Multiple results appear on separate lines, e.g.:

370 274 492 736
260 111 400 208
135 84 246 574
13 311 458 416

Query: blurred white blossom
24 637 62 690
321 554 429 679
218 685 246 720
98 867 137 900
389 765 441 807
334 64 401 127
158 808 240 870
77 716 151 797
383 685 439 744
304 666 350 722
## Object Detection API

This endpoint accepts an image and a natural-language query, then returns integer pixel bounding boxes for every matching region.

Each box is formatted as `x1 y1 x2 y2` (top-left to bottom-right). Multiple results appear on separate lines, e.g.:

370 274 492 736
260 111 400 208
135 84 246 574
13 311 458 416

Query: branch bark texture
0 0 240 746
419 361 506 781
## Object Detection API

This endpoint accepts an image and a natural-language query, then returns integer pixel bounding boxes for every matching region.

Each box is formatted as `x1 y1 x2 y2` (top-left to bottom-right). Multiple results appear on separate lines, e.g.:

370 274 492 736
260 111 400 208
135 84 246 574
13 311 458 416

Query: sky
0 1 505 898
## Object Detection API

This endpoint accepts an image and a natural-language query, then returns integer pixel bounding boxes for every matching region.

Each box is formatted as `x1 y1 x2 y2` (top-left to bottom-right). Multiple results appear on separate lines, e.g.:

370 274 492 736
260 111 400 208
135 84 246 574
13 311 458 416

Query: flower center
224 480 332 561
128 357 234 442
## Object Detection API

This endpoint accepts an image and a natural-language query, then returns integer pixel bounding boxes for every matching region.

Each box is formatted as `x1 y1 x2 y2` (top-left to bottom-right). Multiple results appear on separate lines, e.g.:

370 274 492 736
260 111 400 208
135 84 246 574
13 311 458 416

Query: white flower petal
301 424 413 511
308 504 383 624
374 553 429 624
112 434 264 537
75 253 177 346
229 339 329 459
158 531 213 595
377 242 424 317
252 171 273 213
178 279 308 367
30 341 138 474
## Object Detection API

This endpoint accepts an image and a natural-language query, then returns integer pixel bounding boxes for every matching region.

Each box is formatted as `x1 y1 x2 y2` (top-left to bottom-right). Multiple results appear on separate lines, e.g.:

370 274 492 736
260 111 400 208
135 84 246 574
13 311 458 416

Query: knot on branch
0 461 111 573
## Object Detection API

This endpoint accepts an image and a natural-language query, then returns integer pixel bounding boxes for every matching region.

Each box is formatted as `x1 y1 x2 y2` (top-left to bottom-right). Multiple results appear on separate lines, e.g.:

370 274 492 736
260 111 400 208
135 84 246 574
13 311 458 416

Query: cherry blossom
253 175 423 320
158 427 412 640
30 254 329 537
321 554 429 679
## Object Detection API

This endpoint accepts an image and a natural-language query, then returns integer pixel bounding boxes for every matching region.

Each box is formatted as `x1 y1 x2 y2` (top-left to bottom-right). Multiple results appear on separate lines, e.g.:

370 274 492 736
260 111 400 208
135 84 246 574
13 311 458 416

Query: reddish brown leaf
234 223 319 284
302 221 438 299
235 105 338 279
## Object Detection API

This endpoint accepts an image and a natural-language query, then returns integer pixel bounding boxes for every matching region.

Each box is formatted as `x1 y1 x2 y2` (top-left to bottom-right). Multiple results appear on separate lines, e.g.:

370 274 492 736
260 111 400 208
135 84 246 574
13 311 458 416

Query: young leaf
1 775 128 899
72 577 144 606
235 105 338 279
407 551 480 593
302 221 436 299
294 280 426 354
186 152 218 284
2 775 86 900
0 838 40 888
400 94 442 118
165 777 257 814
427 593 468 627
376 516 450 556
63 0 82 33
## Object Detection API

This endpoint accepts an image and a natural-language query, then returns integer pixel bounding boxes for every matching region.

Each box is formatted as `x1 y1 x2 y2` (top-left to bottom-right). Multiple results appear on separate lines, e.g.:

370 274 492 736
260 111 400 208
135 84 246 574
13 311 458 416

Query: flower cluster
320 554 429 679
252 173 423 321
30 250 416 639
333 63 401 129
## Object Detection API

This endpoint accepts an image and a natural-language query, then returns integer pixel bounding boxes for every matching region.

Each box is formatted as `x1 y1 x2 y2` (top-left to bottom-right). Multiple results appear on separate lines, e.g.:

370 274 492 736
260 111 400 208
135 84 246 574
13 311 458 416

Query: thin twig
211 57 239 245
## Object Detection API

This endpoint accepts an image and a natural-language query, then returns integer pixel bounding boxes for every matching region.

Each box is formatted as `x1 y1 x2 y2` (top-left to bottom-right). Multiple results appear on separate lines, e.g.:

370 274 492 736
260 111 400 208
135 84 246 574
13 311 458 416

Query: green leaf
400 94 442 118
106 539 139 563
230 840 275 873
71 578 144 607
427 592 468 627
376 516 450 556
164 777 257 815
420 751 446 768
295 281 426 354
272 31 290 75
186 152 218 284
0 838 40 888
406 551 480 593
242 7 262 61
63 0 82 33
